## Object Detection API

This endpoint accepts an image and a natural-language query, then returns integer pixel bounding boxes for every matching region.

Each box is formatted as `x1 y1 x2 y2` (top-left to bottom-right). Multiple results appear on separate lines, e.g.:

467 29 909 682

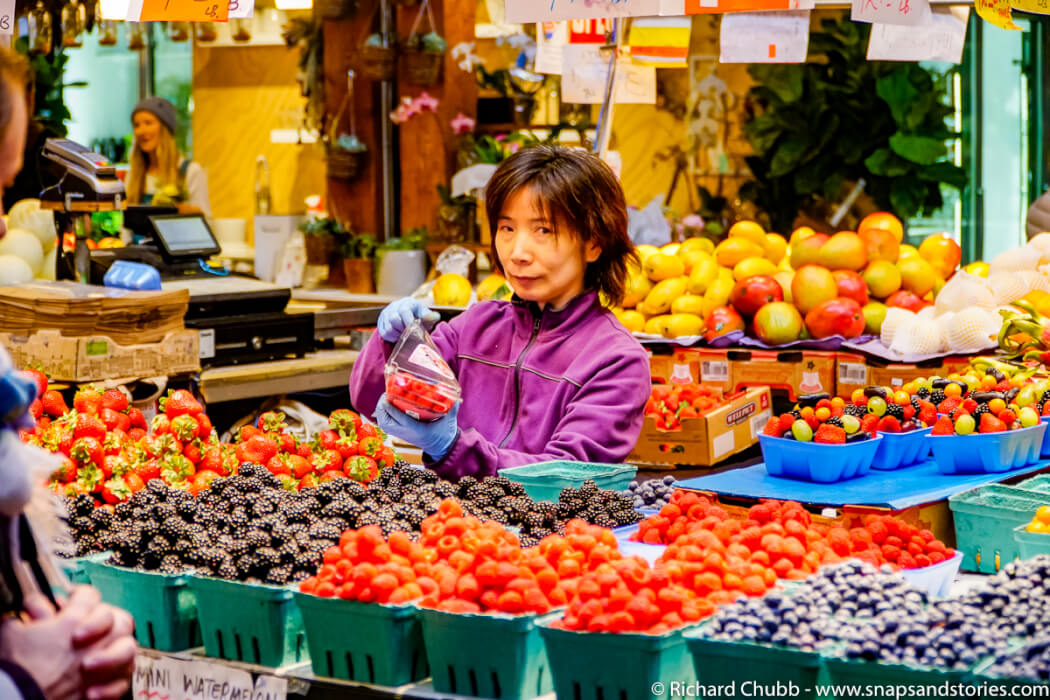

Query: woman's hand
376 298 440 343
374 396 459 459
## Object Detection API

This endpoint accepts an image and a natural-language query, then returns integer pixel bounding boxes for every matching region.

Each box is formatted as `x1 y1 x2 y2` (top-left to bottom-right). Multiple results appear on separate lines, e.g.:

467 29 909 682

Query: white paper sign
851 0 931 27
253 675 288 700
535 21 568 74
506 0 663 23
866 6 969 62
0 0 13 35
132 653 288 700
719 11 810 64
561 45 656 104
228 0 255 19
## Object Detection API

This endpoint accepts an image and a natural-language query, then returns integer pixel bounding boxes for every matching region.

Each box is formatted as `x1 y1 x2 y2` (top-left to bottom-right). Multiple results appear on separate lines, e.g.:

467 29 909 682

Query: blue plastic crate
758 434 882 483
420 608 557 699
498 461 637 502
929 422 1046 474
871 427 932 470
1041 417 1050 458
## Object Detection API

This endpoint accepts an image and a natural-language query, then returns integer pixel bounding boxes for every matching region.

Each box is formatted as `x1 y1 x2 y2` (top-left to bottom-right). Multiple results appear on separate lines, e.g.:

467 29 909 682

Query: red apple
833 270 870 306
885 289 929 313
703 306 746 342
804 297 866 339
729 275 784 317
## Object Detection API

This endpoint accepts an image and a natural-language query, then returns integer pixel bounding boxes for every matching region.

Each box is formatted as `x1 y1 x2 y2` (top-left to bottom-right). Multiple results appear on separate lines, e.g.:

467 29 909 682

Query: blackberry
844 404 867 418
916 387 931 399
885 403 904 420
930 390 946 405
790 408 803 419
825 417 844 428
294 552 319 572
265 566 293 585
974 403 991 417
217 562 239 580
457 476 478 495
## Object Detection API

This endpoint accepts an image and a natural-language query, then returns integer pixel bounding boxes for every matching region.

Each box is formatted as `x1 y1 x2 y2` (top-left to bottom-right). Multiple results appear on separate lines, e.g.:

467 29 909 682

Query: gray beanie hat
132 96 177 134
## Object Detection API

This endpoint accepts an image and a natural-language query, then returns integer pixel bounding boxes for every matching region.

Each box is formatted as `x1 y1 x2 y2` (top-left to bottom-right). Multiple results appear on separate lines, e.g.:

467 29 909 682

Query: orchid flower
414 92 439 113
450 113 476 135
451 41 482 72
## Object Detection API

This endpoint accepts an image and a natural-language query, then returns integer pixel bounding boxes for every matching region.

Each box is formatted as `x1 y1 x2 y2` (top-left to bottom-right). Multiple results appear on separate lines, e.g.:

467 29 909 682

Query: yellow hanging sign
975 0 1020 29
1009 0 1050 14
129 0 229 22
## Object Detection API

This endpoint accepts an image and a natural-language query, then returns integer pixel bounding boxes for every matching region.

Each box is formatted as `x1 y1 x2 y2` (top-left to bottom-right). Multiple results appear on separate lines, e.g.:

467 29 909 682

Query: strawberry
995 379 1013 392
183 441 202 465
99 408 122 432
318 470 345 484
76 462 105 493
160 389 202 418
101 477 132 505
997 409 1017 425
358 436 383 458
266 455 292 477
101 389 129 413
917 400 936 427
962 398 978 414
297 473 318 491
20 369 47 397
73 388 102 415
358 423 379 440
286 454 313 479
41 390 67 418
74 413 106 441
1043 402 1050 417
103 430 126 456
814 424 846 444
101 454 128 479
28 399 42 420
329 409 362 437
860 414 880 436
171 415 200 442
804 414 821 432
278 433 297 455
200 444 237 477
310 449 343 474
877 416 901 433
376 447 397 469
127 407 147 430
931 416 955 435
143 434 182 459
196 414 213 440
902 403 915 420
70 437 103 467
151 414 171 436
128 427 146 442
51 456 77 483
189 470 220 496
335 434 359 460
979 413 1007 433
125 472 145 492
937 397 962 415
777 414 796 434
134 458 161 483
160 454 195 487
236 434 278 465
239 425 263 443
344 455 379 484
762 417 782 437
257 411 288 434
815 398 833 410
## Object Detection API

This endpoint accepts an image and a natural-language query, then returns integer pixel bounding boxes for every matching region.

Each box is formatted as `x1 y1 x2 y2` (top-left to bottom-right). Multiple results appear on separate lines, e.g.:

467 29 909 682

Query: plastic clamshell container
1015 473 1050 495
188 576 307 667
871 427 932 471
1041 416 1050 458
824 655 976 691
898 551 963 597
758 434 882 483
683 626 826 700
83 560 200 652
539 621 697 700
384 319 460 421
294 595 427 685
1013 524 1050 561
419 607 557 700
949 485 1048 573
929 422 1046 474
497 461 638 503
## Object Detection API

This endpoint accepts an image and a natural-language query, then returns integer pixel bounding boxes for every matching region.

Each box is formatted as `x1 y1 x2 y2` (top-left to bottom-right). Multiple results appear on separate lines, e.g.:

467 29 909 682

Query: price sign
535 21 568 75
719 11 810 64
505 0 663 23
866 6 969 62
851 0 931 26
132 652 288 700
126 0 230 23
679 0 814 14
228 0 254 20
1007 0 1049 13
975 0 1019 29
0 0 13 35
561 45 656 105
569 18 614 43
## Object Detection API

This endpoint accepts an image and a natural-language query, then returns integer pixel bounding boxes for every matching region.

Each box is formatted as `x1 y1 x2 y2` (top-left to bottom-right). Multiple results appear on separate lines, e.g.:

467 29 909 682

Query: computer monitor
149 213 222 263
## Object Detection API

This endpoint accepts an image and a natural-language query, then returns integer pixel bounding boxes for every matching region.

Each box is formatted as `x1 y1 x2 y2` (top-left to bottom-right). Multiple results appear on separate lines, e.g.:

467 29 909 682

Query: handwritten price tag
677 0 814 14
719 11 810 64
851 0 931 26
126 0 229 23
1007 0 1049 14
505 0 663 23
0 0 13 35
535 21 568 74
561 45 656 104
132 652 288 700
975 0 1020 29
867 6 968 62
228 0 254 20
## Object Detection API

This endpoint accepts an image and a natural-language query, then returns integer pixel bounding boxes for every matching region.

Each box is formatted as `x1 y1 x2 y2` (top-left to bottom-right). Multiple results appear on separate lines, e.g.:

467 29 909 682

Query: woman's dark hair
0 49 29 136
485 144 636 304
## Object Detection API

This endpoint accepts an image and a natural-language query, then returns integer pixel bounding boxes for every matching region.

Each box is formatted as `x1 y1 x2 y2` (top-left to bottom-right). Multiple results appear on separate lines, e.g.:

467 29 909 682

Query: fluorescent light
275 0 310 10
99 0 129 20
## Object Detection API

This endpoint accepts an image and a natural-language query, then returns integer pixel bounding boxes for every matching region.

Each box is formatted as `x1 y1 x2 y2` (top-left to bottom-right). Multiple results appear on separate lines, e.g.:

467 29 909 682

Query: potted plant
376 227 428 296
339 231 377 294
361 32 397 82
435 185 476 244
299 217 341 266
401 0 445 87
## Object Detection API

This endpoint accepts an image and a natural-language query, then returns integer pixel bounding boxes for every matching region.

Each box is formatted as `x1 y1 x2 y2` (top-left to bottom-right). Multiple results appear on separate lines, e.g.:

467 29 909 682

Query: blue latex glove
377 297 441 343
374 395 460 459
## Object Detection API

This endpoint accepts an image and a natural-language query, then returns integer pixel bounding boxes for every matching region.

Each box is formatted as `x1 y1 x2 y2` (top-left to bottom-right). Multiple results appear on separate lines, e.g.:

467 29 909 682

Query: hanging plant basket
327 145 366 180
401 2 445 87
326 72 368 182
317 0 356 17
359 42 397 81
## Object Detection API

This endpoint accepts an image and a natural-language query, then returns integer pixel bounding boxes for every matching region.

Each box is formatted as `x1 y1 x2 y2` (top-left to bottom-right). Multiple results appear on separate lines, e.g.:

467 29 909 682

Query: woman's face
0 80 27 240
132 111 162 154
495 186 600 310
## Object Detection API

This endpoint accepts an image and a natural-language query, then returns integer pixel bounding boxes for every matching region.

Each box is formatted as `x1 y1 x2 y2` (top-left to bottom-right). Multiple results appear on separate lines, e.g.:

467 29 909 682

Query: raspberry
877 416 902 433
995 379 1012 392
881 544 901 562
866 520 889 544
814 424 846 444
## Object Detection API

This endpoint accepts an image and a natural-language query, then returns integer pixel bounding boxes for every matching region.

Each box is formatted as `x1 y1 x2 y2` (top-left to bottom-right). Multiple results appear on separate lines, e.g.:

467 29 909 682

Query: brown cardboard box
629 387 772 467
728 349 836 401
0 329 200 382
649 348 733 393
869 356 972 390
835 352 871 398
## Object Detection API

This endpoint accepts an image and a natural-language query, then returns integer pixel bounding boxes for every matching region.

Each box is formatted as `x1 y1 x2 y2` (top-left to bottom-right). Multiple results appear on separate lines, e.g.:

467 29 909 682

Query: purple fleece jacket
349 291 651 480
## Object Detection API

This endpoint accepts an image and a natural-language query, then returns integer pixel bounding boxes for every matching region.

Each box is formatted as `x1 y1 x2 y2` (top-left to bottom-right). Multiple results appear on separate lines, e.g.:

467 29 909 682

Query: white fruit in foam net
1029 234 1050 266
890 317 944 355
989 273 1036 306
934 270 996 314
990 246 1039 275
879 307 913 348
946 308 999 353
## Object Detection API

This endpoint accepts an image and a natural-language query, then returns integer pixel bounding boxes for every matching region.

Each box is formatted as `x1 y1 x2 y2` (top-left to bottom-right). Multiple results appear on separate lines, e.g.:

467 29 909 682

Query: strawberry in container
384 319 461 421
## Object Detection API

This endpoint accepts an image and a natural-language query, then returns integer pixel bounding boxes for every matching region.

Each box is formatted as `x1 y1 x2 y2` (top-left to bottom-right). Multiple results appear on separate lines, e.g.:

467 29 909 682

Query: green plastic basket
420 608 557 700
58 552 109 585
684 627 827 700
971 644 1050 691
294 594 427 685
188 576 307 668
1015 474 1050 495
539 621 696 700
82 560 200 652
497 461 637 503
949 485 1047 573
1013 524 1050 560
825 655 974 691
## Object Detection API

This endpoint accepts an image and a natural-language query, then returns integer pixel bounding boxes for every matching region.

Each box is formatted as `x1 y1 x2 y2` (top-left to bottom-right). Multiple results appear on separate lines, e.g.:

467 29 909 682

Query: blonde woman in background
125 96 212 217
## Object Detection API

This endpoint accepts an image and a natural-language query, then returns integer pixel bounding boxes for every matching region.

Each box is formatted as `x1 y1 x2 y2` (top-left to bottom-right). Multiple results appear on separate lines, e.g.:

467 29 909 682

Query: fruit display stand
727 349 837 402
833 351 973 399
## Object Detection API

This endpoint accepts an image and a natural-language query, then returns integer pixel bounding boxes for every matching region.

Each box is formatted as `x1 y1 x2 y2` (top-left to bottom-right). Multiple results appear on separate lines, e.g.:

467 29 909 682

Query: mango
671 294 705 315
715 238 764 268
643 252 685 282
644 277 689 315
687 257 720 295
664 313 704 339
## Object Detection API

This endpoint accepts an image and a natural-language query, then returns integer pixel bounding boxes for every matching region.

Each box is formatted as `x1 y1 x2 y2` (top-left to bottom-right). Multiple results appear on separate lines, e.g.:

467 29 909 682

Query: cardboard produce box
649 348 733 393
0 329 200 382
727 349 836 402
835 352 973 397
629 387 772 467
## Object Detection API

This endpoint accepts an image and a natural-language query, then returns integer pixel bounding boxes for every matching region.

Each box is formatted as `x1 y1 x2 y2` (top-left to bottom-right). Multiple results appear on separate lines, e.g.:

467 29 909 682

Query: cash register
40 137 314 367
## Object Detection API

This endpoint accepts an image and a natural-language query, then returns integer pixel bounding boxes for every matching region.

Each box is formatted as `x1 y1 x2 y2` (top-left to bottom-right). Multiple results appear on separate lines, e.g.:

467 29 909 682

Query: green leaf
890 176 925 218
823 172 845 200
889 132 947 165
744 114 783 155
876 71 920 125
769 137 812 177
865 148 913 176
915 161 968 190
